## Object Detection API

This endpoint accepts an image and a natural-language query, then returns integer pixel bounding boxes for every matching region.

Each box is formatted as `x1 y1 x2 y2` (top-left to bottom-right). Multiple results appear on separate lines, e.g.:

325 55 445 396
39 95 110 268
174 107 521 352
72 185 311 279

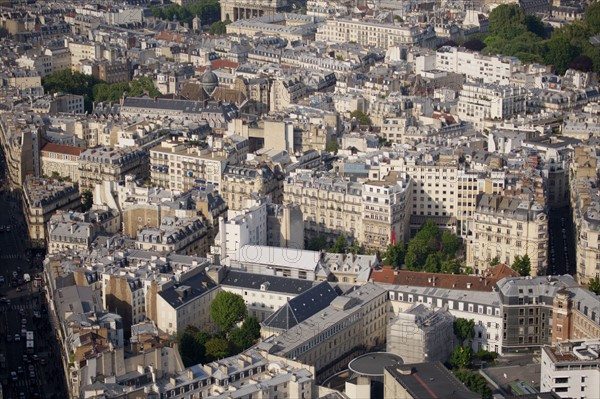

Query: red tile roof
41 143 84 157
369 266 501 292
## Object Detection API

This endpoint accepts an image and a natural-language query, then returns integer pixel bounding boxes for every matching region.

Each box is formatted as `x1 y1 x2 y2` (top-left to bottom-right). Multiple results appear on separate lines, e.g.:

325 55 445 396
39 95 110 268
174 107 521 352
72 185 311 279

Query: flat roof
348 352 403 376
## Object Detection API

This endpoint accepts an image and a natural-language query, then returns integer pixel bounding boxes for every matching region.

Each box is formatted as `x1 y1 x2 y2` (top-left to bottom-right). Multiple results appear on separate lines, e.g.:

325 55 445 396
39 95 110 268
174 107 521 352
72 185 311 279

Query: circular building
324 352 403 399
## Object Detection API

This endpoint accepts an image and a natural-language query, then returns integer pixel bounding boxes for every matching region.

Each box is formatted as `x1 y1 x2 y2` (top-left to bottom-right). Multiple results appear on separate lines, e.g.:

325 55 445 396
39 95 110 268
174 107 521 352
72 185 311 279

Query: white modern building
541 340 600 399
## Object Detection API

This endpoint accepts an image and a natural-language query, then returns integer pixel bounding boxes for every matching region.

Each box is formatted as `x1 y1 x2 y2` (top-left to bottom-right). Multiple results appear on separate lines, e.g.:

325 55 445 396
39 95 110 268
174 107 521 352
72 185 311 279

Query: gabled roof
261 281 340 331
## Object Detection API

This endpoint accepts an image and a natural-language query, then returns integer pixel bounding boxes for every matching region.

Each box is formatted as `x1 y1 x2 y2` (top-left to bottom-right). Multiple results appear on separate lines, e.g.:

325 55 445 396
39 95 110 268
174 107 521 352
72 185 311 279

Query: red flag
391 230 396 245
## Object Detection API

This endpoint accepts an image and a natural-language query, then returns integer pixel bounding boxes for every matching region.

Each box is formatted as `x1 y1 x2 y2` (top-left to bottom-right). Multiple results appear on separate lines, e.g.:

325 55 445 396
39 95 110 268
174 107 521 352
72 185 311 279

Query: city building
78 146 148 192
256 283 388 381
220 0 290 21
149 136 248 191
22 176 81 247
316 19 437 48
457 83 527 131
471 193 548 276
387 304 455 364
540 340 600 399
40 142 83 182
384 362 480 399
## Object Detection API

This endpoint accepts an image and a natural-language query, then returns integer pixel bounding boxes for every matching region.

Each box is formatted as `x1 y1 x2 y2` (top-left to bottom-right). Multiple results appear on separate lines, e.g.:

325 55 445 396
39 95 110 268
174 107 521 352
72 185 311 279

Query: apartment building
150 137 248 191
211 201 268 262
283 171 363 245
221 164 283 211
40 142 83 182
95 60 130 84
471 193 548 276
78 146 148 192
541 340 600 399
497 275 578 353
552 287 600 344
457 83 527 131
22 177 81 247
316 19 437 48
220 270 316 321
570 145 600 283
47 215 101 255
380 275 504 354
256 283 388 381
435 46 521 85
135 217 209 256
396 157 461 236
361 171 412 252
270 76 307 112
155 272 219 335
67 40 103 69
220 0 289 22
0 114 41 188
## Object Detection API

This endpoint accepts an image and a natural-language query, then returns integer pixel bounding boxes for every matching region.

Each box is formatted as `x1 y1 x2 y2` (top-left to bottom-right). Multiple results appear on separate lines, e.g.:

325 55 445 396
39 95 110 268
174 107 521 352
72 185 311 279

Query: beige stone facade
78 146 148 193
221 165 283 211
40 142 83 182
470 193 548 275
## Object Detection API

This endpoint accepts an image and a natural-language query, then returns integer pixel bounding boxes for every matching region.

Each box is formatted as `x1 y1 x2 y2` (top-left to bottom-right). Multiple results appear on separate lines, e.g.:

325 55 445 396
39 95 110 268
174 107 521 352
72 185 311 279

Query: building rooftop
370 266 501 292
221 270 317 295
41 142 84 156
348 352 403 377
236 245 322 271
384 361 480 399
261 281 341 331
157 271 217 310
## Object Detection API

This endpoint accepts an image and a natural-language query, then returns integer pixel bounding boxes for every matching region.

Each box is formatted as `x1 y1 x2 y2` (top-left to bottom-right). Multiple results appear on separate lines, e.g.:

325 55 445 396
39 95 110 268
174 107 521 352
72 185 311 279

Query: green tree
424 253 441 273
209 20 230 35
463 38 486 52
205 337 230 360
129 77 161 97
350 110 371 125
178 328 209 366
210 291 247 333
454 369 492 399
524 14 546 38
42 69 103 112
330 234 348 254
349 240 365 255
325 140 339 154
511 254 531 276
489 256 500 267
450 345 473 369
454 318 475 342
81 190 93 211
382 243 405 268
585 1 600 34
440 258 461 274
441 231 460 258
488 4 526 38
569 54 594 72
230 316 261 351
588 276 600 295
545 35 580 74
307 236 328 251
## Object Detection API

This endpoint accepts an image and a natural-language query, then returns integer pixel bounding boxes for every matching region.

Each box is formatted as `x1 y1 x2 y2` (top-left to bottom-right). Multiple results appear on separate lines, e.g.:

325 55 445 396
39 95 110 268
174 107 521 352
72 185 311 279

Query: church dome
200 70 218 95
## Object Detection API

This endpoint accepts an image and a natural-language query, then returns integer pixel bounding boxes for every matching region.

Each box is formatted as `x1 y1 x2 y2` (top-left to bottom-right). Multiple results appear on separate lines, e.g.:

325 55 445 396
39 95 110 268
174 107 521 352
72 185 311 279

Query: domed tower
200 69 219 96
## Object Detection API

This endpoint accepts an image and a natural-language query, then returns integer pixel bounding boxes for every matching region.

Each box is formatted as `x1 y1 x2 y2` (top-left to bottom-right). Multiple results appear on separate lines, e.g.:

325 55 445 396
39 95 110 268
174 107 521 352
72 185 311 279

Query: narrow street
0 151 68 398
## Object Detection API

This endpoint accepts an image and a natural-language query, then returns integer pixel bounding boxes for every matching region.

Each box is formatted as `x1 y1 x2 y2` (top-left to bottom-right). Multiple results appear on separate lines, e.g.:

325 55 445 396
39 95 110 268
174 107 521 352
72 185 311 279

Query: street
547 205 576 276
0 153 67 398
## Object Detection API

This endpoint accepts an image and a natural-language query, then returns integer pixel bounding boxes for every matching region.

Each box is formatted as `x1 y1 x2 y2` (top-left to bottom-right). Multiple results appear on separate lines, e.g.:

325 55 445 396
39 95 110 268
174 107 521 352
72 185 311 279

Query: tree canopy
588 276 600 296
454 369 493 399
450 345 473 369
454 318 475 342
210 291 247 333
42 69 103 112
330 234 348 254
482 3 600 73
350 110 371 125
404 220 463 273
511 254 531 276
382 242 405 268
